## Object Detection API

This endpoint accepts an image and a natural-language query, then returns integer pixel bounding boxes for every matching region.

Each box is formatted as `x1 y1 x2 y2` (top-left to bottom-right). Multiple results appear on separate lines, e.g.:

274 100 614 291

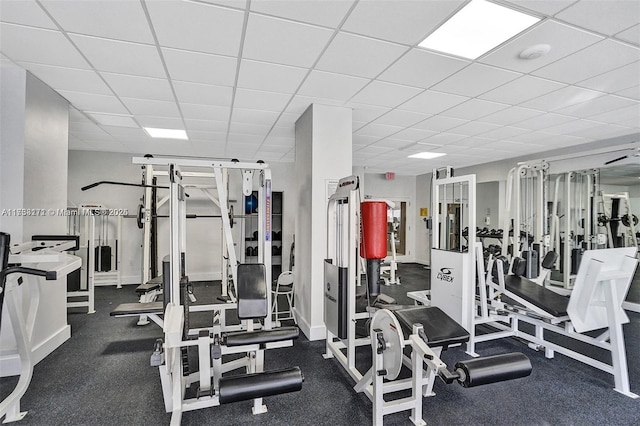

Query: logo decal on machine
436 267 454 283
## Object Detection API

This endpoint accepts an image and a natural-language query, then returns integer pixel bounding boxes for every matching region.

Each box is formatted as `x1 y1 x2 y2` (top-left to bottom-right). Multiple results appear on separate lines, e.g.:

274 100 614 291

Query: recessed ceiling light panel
408 152 447 159
144 127 189 140
418 0 541 60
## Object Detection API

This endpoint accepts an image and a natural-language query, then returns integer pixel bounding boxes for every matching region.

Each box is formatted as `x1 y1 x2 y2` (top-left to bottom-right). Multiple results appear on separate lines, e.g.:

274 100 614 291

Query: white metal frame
0 249 81 423
476 248 638 398
132 157 278 424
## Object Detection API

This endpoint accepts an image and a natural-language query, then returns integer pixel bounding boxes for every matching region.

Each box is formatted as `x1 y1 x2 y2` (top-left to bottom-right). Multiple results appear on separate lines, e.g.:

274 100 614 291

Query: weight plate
370 309 404 381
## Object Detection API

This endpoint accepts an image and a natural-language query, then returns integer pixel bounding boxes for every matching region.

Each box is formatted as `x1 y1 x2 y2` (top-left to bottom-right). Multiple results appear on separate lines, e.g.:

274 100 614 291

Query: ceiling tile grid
0 0 638 173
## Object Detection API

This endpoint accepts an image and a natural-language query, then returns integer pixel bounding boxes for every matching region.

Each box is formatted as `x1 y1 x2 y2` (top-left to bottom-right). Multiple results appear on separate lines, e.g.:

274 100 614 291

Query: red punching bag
360 201 388 260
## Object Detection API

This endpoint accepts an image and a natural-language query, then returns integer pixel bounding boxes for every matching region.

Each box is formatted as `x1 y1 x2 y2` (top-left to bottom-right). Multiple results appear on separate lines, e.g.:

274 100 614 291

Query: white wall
68 150 297 284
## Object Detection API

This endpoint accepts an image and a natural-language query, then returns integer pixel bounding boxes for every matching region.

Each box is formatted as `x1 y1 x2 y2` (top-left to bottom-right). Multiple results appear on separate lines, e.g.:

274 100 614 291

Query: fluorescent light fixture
408 152 447 159
418 0 540 59
144 127 188 140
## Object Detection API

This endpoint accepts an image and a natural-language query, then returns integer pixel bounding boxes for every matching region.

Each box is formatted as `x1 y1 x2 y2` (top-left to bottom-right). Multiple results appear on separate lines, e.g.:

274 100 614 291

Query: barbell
132 204 247 229
597 213 639 227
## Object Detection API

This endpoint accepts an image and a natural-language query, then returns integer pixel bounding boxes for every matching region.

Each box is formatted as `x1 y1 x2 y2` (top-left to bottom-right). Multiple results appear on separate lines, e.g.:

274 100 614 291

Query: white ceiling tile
478 75 566 104
243 13 333 67
58 90 129 114
347 103 390 123
479 126 531 140
146 1 243 56
576 61 640 93
413 116 467 132
229 121 271 136
555 95 637 118
542 118 602 135
569 123 635 139
0 1 56 29
1 23 89 68
234 88 292 111
89 113 137 128
532 39 640 84
342 0 465 45
188 130 228 143
41 0 154 43
353 134 380 146
372 110 430 127
355 123 402 139
432 63 521 98
480 20 603 73
511 112 577 130
232 108 280 126
285 95 344 115
503 1 576 16
440 99 510 121
20 62 111 95
349 81 423 108
374 138 415 149
589 104 640 126
392 128 438 142
237 59 308 94
101 126 147 139
615 85 640 101
379 48 470 89
448 121 502 137
136 116 185 129
419 132 467 145
173 81 233 106
555 0 640 36
162 48 237 86
262 134 294 148
185 119 229 132
316 32 407 79
70 34 164 77
298 70 369 101
120 98 180 118
275 112 304 127
250 0 355 28
397 90 467 114
479 106 545 126
615 23 640 45
102 73 174 102
180 104 230 121
521 86 603 111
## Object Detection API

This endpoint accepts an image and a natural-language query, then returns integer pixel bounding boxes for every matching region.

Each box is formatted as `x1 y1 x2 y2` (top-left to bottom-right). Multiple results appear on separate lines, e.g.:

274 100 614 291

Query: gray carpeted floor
1 263 639 425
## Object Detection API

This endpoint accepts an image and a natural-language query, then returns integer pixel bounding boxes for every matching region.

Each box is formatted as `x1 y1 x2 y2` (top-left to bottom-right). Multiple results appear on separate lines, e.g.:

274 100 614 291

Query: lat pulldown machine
323 175 532 425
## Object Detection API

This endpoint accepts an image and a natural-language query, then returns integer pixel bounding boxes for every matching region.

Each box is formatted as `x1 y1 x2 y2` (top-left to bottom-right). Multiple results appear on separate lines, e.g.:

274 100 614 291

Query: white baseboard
294 308 326 341
0 325 70 377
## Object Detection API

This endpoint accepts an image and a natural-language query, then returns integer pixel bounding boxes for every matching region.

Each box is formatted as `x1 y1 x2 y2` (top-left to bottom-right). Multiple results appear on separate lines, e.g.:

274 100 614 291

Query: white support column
294 104 352 341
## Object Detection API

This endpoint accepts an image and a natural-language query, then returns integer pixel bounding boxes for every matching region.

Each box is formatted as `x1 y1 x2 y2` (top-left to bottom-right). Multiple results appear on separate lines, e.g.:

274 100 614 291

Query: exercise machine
0 233 81 423
481 248 638 398
110 158 302 423
323 175 531 425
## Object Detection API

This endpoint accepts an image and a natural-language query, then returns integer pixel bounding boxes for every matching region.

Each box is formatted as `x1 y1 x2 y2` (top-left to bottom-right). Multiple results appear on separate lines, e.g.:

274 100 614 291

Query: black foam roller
455 352 531 388
218 367 303 404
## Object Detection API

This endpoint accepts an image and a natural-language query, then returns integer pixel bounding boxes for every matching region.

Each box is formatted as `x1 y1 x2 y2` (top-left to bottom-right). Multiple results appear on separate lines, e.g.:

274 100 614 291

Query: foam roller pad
218 367 303 404
224 327 299 347
455 352 531 388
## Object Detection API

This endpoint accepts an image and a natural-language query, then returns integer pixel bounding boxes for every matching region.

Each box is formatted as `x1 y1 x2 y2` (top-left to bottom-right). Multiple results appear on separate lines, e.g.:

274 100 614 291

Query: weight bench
356 306 532 425
486 250 639 398
135 276 162 294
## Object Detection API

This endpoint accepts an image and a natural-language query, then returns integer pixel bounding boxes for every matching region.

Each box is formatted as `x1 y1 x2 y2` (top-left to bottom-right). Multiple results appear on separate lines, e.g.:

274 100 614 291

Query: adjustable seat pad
135 276 163 294
395 306 469 348
504 275 569 317
237 264 268 320
110 301 164 316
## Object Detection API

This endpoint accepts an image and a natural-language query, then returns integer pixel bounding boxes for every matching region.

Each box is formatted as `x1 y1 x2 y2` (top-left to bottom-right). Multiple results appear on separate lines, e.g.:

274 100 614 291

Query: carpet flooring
1 263 639 425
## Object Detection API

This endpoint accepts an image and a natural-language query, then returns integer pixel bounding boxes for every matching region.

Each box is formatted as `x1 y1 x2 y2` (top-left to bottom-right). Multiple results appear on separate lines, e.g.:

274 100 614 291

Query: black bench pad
504 275 569 317
395 306 469 348
110 301 164 316
224 327 299 347
135 276 163 294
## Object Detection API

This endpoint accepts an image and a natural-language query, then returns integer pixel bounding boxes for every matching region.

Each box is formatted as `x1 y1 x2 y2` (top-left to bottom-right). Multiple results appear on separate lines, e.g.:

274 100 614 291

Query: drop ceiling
1 0 639 175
